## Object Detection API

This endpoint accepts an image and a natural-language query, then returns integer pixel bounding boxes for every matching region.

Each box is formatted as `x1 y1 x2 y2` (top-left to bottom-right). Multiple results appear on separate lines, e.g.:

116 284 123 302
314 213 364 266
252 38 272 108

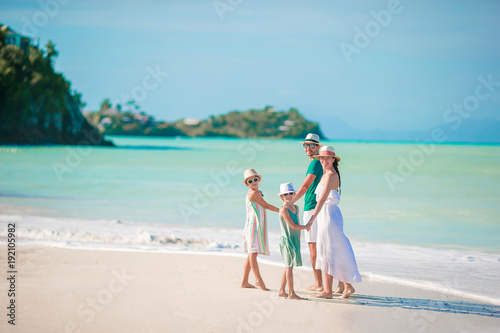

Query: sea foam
1 214 499 306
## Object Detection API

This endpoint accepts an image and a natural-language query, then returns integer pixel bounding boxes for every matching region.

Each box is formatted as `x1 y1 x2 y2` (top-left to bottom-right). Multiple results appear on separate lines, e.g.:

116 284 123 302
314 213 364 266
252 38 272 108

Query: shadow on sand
304 293 500 318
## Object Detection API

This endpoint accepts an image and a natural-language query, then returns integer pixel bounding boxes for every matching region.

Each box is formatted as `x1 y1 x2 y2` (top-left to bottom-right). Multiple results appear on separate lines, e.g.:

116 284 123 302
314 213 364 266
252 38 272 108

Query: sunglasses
282 192 294 196
247 177 260 184
303 144 318 148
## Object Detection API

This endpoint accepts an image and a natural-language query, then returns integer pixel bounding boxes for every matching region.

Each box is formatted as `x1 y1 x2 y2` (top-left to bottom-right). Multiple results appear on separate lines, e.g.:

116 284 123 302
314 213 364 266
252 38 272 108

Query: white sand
1 246 499 333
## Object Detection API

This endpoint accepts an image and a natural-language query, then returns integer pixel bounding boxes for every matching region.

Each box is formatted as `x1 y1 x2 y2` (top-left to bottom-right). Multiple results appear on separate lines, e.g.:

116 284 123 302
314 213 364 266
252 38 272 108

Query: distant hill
84 106 325 139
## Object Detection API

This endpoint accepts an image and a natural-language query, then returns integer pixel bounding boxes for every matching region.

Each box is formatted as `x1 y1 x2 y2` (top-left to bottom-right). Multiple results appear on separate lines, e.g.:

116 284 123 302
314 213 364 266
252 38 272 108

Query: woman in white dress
306 146 362 299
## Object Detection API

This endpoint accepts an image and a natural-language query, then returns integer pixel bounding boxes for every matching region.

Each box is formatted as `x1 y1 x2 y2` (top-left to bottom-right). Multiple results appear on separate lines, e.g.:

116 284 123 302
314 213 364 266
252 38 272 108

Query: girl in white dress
306 146 362 299
241 168 280 291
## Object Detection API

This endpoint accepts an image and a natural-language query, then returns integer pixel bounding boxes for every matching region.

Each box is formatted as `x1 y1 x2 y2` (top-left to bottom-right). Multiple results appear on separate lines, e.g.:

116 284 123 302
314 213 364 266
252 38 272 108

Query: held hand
305 220 313 231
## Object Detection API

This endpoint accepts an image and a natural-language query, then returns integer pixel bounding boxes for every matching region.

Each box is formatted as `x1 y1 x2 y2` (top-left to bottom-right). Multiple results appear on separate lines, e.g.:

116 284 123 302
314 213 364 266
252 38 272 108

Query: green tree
126 99 140 113
45 41 58 66
0 32 110 145
100 98 112 112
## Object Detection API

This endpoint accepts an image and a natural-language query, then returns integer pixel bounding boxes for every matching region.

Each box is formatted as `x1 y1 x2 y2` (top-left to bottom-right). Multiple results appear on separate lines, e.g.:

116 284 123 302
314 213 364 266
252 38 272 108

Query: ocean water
1 136 499 305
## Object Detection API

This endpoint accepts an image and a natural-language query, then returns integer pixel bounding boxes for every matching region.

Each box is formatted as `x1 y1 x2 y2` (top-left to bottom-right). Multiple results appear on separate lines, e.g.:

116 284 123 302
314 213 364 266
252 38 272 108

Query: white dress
315 184 362 283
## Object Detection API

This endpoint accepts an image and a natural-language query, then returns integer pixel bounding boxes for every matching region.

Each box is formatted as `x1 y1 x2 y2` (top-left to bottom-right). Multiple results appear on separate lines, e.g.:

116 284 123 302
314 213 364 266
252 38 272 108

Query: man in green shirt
293 133 324 291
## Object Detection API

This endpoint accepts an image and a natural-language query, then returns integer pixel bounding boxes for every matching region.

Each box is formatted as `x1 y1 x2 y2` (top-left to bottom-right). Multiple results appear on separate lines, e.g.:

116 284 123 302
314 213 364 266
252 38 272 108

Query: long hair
332 158 341 196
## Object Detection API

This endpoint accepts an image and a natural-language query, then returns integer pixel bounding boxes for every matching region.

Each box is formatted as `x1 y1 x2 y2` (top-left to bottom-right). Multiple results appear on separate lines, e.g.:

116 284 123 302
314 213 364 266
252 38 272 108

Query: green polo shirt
304 158 323 211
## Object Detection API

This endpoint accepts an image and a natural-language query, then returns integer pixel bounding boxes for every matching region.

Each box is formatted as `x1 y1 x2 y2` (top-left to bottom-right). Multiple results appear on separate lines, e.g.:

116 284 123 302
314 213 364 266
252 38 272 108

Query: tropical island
0 25 112 146
84 102 325 139
0 25 324 144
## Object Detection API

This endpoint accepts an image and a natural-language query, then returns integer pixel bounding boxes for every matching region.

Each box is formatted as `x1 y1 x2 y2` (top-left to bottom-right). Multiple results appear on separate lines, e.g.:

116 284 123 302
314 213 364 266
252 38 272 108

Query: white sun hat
242 168 262 184
278 182 296 196
299 133 323 146
313 145 341 161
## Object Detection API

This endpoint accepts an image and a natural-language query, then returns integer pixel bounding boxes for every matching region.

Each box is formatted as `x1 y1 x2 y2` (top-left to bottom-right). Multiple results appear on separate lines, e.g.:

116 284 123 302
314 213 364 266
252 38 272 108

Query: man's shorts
303 209 318 243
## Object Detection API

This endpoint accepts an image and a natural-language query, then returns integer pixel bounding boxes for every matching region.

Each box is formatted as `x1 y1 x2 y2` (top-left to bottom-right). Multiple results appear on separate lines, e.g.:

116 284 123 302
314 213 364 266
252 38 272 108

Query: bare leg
249 253 269 291
278 269 288 297
341 283 355 299
334 281 344 294
315 272 333 299
241 255 256 288
306 242 323 292
286 267 306 300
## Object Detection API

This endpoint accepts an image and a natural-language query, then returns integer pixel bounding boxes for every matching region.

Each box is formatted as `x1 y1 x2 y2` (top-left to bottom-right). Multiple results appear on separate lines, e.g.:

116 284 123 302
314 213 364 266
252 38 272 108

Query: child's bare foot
306 284 323 292
256 280 270 291
241 282 256 289
278 290 288 298
314 292 333 299
341 286 355 299
287 293 307 300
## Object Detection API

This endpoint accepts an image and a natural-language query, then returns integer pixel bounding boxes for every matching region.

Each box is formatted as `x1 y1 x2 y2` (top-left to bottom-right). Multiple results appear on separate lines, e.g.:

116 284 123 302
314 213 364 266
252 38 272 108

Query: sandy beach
0 246 498 333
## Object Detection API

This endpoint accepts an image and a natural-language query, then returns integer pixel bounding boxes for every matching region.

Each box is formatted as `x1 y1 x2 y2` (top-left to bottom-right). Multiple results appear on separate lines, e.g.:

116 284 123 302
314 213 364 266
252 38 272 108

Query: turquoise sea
1 136 500 304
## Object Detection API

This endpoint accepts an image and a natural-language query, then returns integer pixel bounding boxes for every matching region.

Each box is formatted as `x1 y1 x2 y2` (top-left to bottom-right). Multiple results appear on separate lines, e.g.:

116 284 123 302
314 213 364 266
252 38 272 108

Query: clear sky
2 0 500 141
